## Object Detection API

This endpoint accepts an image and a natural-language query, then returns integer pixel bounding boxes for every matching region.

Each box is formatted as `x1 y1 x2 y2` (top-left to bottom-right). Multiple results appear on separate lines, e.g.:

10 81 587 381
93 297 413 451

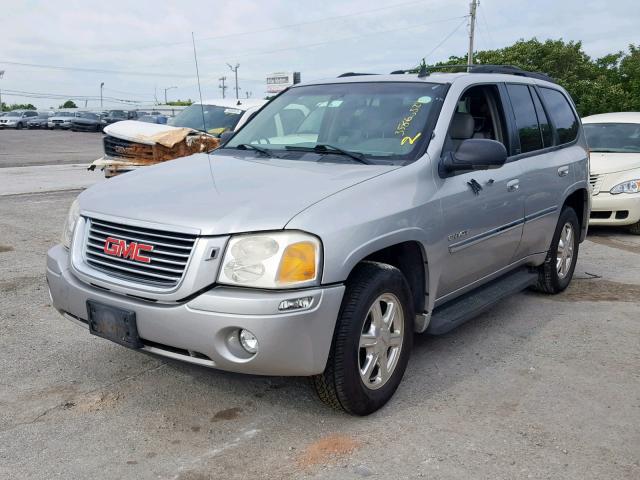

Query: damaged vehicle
90 99 266 177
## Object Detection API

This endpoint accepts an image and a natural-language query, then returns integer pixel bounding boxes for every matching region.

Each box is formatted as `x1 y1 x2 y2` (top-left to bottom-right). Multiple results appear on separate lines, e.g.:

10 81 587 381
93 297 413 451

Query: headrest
450 112 475 140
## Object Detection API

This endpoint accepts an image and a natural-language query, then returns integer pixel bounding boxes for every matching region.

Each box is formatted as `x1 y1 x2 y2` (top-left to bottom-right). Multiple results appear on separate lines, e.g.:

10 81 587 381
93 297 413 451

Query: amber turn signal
276 241 317 284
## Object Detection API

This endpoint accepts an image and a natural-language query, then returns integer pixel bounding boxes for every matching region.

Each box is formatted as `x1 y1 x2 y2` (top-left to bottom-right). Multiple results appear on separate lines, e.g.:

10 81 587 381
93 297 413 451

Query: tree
166 99 192 106
2 103 36 111
427 39 640 117
59 100 77 109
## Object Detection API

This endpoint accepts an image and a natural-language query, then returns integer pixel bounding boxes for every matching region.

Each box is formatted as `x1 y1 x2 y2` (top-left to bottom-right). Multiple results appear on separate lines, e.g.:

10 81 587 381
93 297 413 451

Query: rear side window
506 84 542 153
531 89 553 147
539 88 579 144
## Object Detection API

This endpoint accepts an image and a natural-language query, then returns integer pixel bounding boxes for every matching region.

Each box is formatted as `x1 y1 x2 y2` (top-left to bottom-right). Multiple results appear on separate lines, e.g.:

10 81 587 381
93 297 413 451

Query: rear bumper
589 192 640 226
46 244 344 376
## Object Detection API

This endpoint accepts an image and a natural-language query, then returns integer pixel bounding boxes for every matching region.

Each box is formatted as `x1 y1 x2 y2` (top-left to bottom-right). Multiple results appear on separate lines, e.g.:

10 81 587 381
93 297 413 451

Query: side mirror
439 139 507 176
219 131 235 145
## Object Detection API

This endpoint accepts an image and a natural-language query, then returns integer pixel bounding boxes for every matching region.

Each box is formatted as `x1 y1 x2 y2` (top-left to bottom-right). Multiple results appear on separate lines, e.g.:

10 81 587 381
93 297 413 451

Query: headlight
610 179 640 195
218 231 321 289
61 199 80 249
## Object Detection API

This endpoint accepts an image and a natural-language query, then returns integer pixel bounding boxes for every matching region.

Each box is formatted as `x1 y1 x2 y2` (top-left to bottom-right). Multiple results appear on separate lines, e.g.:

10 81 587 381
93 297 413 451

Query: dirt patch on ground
551 278 640 302
297 434 360 468
587 235 640 255
210 407 243 422
0 245 14 253
72 392 122 413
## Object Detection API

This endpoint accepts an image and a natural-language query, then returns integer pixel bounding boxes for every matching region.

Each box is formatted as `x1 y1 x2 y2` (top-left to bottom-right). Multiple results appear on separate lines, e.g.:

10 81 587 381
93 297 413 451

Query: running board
426 268 538 335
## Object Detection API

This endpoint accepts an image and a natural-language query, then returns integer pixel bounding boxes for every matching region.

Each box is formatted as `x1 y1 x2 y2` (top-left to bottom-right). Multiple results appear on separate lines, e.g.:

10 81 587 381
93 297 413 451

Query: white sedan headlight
218 231 322 289
610 179 640 195
61 199 80 249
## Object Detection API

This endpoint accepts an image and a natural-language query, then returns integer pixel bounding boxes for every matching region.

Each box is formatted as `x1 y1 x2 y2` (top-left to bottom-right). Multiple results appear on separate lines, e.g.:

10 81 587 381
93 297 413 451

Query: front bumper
589 192 640 226
46 244 344 376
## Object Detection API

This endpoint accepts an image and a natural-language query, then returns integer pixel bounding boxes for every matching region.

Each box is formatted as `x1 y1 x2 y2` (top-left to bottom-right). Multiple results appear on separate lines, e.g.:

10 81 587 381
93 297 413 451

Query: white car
91 98 267 176
583 112 640 233
48 111 79 129
0 110 38 129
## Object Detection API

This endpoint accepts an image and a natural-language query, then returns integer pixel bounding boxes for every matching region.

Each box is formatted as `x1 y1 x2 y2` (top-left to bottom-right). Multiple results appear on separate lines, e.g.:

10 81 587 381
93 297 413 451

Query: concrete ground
0 134 638 479
0 129 103 168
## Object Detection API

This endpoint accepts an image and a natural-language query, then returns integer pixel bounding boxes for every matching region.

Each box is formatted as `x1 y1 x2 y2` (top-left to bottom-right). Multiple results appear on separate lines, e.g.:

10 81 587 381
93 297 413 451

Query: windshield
169 104 244 134
78 112 98 119
55 112 75 117
37 113 50 119
226 82 445 162
108 110 127 118
9 111 24 116
584 123 640 153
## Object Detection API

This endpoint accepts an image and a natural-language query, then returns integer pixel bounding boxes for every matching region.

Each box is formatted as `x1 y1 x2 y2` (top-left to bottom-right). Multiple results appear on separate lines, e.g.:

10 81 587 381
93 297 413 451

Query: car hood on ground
590 152 640 175
79 152 398 235
104 120 194 145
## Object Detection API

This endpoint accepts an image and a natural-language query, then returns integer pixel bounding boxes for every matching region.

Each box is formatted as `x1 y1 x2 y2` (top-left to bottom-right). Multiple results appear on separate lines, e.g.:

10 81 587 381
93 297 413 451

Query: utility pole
227 63 240 99
0 70 4 111
467 0 478 71
164 86 177 104
218 76 227 98
100 82 104 109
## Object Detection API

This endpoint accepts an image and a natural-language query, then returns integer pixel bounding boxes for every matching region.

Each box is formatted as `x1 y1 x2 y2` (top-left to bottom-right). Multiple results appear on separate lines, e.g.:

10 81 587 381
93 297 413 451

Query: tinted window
507 84 542 153
540 88 578 144
531 88 552 147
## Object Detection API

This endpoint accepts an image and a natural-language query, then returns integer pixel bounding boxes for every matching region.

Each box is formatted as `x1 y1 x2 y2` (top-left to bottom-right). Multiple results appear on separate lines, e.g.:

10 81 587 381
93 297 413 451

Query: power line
478 2 495 50
423 17 469 61
0 60 193 78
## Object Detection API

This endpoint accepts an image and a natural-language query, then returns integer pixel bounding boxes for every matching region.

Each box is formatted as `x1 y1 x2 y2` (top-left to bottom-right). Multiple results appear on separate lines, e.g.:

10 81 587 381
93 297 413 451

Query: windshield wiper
285 144 371 164
235 143 275 157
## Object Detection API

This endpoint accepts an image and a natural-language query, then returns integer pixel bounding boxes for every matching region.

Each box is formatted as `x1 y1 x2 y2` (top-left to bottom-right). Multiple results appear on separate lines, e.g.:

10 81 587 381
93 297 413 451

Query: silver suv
47 67 590 415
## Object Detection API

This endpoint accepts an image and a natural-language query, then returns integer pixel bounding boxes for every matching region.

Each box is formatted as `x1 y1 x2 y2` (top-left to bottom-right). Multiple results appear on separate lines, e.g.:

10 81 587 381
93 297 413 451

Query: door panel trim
449 218 524 253
524 205 557 223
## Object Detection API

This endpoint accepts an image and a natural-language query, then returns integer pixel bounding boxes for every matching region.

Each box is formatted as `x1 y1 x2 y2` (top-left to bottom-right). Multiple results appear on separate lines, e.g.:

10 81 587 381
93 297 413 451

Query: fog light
278 296 313 311
239 329 258 354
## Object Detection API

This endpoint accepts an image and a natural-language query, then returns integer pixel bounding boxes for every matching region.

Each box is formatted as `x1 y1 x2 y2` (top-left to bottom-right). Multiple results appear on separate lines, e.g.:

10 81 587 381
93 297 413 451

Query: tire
628 221 640 235
312 261 414 415
16 122 23 130
533 206 580 294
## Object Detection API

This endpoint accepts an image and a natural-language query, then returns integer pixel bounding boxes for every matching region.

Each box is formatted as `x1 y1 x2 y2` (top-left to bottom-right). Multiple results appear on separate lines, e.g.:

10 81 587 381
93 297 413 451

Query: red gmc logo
103 236 154 263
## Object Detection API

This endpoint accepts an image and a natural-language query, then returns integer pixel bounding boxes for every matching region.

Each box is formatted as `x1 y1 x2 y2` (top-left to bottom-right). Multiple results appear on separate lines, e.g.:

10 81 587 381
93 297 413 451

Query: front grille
104 135 154 161
589 174 604 195
84 218 197 288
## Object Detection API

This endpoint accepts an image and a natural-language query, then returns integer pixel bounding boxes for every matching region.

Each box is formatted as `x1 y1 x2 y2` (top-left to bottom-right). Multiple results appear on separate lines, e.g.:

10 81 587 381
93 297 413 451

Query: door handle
507 179 520 192
558 166 569 177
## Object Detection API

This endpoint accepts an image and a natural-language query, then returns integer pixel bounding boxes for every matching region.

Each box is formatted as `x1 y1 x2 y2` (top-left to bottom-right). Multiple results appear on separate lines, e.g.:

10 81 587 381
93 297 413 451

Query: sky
1 0 638 110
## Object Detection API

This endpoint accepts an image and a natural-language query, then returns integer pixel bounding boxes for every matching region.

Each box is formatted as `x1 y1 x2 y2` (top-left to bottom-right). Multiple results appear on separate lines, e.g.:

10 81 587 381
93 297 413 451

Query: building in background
266 72 301 95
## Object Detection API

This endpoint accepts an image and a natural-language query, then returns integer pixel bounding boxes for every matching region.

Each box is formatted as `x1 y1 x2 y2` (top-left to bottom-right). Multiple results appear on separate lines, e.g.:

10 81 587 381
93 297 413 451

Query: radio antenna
191 32 207 133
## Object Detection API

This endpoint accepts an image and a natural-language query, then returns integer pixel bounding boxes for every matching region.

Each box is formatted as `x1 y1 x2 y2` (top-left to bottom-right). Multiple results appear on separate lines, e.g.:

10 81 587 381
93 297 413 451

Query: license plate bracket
87 300 142 349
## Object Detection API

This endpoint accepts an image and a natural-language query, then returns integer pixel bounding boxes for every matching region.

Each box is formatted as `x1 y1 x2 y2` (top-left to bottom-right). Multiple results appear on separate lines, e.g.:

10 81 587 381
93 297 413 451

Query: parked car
0 110 38 129
138 112 168 124
27 112 54 129
48 111 78 129
48 67 589 415
90 99 266 176
102 110 138 126
583 112 640 234
70 111 106 132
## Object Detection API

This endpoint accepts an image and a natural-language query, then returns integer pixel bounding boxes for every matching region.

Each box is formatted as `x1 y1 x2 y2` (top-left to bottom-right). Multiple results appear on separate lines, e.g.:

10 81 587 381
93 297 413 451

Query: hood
79 152 397 235
590 152 640 175
104 120 194 145
2 115 22 120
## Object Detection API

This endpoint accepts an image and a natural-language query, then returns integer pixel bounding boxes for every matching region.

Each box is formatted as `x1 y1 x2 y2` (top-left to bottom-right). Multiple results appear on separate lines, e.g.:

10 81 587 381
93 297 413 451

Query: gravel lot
0 133 638 479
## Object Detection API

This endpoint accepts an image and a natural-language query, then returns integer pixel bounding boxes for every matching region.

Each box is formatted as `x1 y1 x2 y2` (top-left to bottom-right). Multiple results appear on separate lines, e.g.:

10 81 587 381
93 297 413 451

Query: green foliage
2 102 36 111
428 39 640 117
166 99 193 106
59 100 77 109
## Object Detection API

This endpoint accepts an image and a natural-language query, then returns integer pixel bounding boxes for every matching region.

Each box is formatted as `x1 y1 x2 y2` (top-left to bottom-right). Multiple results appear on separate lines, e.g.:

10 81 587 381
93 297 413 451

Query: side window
531 88 553 147
506 84 542 153
539 87 579 144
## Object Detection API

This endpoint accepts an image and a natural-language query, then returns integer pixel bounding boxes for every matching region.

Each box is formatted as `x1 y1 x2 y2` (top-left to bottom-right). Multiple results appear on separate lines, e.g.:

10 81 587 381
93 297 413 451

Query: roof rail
388 64 555 83
337 72 378 78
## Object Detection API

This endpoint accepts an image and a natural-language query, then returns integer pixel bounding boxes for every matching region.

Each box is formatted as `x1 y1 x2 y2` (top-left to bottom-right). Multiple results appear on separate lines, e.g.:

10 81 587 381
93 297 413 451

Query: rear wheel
533 207 580 294
312 262 414 415
16 122 23 130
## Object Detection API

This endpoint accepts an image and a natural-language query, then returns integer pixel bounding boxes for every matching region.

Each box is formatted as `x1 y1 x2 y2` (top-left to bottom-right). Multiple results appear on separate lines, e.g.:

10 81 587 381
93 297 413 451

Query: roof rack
388 64 555 83
337 72 378 78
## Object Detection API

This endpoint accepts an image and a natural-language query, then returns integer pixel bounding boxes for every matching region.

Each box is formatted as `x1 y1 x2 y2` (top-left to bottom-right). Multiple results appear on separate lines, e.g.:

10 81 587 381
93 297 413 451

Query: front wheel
628 221 640 235
312 262 414 415
16 122 23 130
533 206 580 294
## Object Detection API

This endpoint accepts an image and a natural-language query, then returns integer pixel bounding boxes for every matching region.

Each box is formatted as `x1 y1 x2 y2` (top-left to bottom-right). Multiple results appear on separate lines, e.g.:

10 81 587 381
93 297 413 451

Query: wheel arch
562 186 589 242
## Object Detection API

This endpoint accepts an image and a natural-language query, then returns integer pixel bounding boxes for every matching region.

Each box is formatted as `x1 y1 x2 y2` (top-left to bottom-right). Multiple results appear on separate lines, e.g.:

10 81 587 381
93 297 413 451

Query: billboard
266 72 301 93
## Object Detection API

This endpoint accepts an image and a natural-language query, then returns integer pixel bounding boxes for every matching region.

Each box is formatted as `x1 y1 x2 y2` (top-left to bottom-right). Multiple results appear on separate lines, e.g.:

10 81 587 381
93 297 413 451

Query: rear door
507 85 582 258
